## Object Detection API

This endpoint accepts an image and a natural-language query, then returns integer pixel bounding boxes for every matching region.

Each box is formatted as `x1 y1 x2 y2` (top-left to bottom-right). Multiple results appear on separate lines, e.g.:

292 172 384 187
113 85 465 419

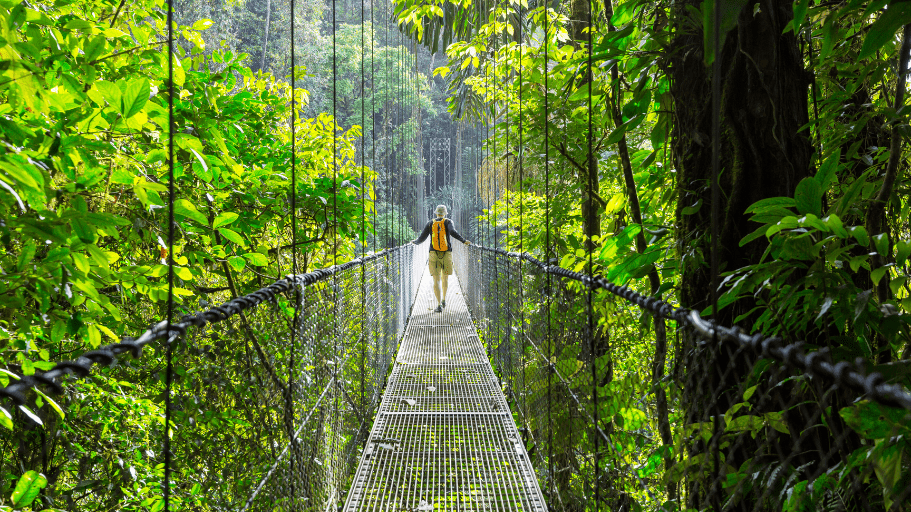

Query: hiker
411 205 470 312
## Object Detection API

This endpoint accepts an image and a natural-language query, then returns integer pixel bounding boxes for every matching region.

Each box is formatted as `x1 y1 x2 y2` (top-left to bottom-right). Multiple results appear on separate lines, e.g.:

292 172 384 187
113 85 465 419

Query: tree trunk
260 0 272 72
669 0 813 508
569 0 600 252
671 0 812 325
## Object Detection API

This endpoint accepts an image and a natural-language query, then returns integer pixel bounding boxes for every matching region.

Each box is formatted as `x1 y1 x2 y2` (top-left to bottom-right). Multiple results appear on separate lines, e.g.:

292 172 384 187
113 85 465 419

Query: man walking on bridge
412 205 470 313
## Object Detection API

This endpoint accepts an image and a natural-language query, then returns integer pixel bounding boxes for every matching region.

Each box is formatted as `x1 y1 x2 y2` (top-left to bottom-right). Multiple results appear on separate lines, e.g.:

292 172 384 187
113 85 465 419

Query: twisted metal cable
467 245 911 413
0 245 413 406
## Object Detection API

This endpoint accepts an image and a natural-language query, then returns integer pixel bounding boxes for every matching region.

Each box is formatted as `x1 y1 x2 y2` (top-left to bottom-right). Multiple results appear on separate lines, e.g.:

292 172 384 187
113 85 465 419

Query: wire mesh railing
1 244 427 511
454 243 911 512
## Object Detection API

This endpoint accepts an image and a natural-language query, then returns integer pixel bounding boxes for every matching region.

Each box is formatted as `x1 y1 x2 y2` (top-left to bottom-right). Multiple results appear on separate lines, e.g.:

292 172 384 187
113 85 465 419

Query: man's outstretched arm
412 222 431 245
447 220 470 245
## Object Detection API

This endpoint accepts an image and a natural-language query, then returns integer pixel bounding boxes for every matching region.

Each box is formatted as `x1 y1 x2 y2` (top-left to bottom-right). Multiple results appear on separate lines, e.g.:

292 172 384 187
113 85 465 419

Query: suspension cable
163 0 176 507
543 2 554 502
289 0 298 502
585 0 598 507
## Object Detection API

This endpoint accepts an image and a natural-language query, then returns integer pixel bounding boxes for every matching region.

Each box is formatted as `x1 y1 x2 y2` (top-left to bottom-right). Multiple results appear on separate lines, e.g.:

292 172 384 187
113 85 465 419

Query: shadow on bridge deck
343 269 547 511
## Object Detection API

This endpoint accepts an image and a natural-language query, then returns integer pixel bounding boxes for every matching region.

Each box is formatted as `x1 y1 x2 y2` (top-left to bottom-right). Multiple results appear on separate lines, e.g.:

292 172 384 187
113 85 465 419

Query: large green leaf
213 212 239 229
840 401 911 439
244 252 269 266
173 199 208 225
11 470 47 507
794 177 823 216
94 80 121 110
218 228 245 246
0 406 12 430
120 78 150 118
859 3 911 60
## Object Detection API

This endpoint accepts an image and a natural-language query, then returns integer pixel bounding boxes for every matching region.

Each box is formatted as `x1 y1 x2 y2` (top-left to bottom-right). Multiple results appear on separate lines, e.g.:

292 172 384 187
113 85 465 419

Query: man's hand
464 240 471 246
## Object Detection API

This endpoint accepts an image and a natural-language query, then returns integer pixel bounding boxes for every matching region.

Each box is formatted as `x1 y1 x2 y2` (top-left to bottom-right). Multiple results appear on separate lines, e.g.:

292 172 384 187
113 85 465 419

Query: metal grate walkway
343 269 547 512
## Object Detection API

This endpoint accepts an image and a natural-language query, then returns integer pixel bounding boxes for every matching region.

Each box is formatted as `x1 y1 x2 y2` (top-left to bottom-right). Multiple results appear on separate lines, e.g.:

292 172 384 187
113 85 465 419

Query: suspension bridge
3 0 911 509
4 238 911 511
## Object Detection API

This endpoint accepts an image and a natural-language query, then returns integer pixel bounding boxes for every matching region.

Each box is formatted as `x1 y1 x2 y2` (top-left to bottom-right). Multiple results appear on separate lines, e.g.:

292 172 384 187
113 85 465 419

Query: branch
268 235 326 256
89 40 168 65
109 0 127 28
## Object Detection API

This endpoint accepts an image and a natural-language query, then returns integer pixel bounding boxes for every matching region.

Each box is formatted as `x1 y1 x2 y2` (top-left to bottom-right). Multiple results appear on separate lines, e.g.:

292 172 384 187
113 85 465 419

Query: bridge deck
343 269 547 512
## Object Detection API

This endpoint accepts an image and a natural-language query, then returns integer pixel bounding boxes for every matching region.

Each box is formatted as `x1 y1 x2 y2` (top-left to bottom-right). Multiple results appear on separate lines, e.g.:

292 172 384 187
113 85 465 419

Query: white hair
435 205 448 217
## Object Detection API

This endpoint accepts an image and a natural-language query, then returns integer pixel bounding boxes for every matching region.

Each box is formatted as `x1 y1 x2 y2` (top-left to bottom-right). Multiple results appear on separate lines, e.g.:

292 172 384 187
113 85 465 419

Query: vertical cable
289 0 298 503
517 0 527 430
163 0 176 508
371 5 377 254
585 0 598 507
361 0 366 259
359 0 367 438
493 0 501 365
543 2 554 503
331 0 340 496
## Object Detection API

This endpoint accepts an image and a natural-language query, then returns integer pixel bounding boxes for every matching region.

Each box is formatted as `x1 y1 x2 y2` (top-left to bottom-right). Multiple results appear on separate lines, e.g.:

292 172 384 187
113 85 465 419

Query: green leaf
871 267 889 287
84 34 107 62
873 233 889 257
889 276 907 296
815 148 841 190
192 19 214 30
681 198 702 215
794 177 822 216
894 240 910 266
11 470 47 507
32 388 64 420
171 54 186 87
840 401 911 439
17 239 36 271
824 214 849 238
858 3 911 60
745 196 795 213
791 0 810 33
0 160 42 191
243 252 269 266
94 80 121 110
616 408 648 430
228 256 246 272
850 226 870 247
120 78 150 118
173 199 208 225
218 228 245 246
725 415 764 435
610 0 641 26
189 148 209 176
763 411 789 434
0 406 12 430
213 212 239 229
71 218 96 243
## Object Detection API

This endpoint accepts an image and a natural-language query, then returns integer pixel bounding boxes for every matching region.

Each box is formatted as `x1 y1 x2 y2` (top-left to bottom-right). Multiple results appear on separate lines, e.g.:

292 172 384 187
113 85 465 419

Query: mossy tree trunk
671 0 812 323
669 0 813 508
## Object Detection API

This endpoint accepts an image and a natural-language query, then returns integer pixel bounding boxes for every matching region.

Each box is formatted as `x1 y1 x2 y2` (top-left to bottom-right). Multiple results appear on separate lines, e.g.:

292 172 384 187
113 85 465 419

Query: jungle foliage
395 0 911 509
0 0 389 509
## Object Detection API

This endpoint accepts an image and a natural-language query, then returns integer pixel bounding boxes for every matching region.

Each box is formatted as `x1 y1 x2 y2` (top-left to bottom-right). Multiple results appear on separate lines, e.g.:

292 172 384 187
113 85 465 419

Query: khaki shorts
428 250 453 277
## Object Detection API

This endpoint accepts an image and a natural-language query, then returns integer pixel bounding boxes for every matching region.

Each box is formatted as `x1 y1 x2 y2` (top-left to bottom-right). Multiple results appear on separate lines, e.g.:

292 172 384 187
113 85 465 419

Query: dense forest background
1 0 910 510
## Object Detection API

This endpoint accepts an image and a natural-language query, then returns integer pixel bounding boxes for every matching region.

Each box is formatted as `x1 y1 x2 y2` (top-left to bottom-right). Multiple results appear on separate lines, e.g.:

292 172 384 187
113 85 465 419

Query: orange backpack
431 219 448 251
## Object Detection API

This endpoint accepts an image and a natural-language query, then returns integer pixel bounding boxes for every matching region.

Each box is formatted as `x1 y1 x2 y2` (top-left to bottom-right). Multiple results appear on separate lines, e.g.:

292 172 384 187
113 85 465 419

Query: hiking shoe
434 305 443 313
441 300 446 309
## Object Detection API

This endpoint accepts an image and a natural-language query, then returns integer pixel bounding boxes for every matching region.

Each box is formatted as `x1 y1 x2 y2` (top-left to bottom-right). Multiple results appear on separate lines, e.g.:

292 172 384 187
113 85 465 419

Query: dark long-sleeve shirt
413 218 466 252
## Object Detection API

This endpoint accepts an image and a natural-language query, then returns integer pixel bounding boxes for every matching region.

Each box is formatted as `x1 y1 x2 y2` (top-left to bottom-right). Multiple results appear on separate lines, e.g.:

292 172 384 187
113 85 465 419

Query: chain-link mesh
1 245 426 511
454 243 911 512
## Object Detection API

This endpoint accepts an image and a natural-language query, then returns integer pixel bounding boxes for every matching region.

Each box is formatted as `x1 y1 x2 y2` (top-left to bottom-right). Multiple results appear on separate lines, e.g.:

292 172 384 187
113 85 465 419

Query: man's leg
433 274 442 305
440 273 449 304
